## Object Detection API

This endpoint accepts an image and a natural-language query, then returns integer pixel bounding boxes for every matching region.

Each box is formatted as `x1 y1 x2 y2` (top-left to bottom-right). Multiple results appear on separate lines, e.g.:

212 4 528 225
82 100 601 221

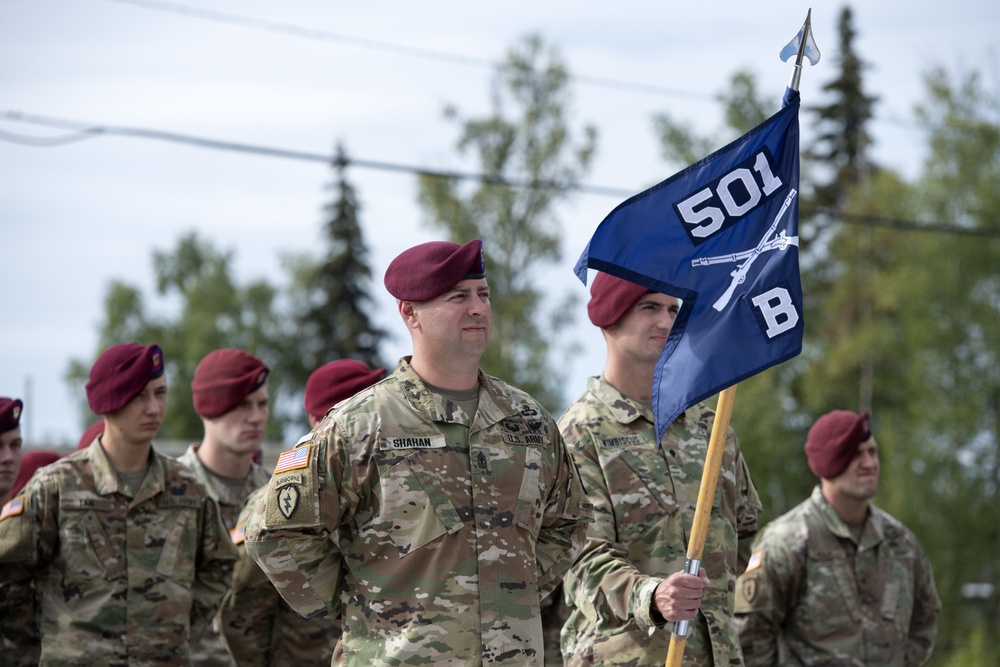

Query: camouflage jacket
217 485 339 667
558 376 762 667
245 357 593 666
733 486 941 666
177 444 271 666
0 440 238 667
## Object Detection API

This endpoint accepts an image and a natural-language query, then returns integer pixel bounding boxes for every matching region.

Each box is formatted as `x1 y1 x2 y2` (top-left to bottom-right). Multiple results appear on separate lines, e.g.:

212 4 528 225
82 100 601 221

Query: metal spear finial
781 8 821 91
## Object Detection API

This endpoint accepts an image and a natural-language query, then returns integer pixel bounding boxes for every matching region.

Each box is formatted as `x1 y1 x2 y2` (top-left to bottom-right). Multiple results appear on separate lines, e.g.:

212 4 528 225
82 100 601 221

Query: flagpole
663 384 737 667
663 11 817 667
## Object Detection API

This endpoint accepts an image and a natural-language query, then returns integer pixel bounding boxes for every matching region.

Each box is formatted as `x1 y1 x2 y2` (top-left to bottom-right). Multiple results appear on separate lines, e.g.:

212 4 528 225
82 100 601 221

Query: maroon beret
0 397 23 433
587 272 653 328
191 349 270 418
78 420 105 450
804 410 873 479
304 360 386 419
10 450 61 498
86 343 164 415
384 239 486 301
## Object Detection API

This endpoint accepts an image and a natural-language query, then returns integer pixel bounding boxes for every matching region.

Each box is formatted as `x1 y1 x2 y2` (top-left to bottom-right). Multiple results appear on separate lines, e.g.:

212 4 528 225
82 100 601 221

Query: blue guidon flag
575 88 804 442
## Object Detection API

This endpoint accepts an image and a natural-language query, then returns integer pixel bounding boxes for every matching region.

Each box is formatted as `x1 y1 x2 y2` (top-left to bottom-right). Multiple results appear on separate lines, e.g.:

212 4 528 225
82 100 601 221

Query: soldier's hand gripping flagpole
663 10 818 667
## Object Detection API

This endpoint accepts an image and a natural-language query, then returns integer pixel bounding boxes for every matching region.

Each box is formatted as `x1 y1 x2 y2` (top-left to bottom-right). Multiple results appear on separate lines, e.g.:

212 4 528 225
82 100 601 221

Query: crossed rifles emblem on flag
691 189 799 312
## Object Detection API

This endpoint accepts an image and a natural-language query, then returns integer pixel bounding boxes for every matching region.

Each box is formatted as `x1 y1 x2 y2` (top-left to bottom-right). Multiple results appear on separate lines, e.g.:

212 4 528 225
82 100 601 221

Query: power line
105 0 927 129
2 109 995 238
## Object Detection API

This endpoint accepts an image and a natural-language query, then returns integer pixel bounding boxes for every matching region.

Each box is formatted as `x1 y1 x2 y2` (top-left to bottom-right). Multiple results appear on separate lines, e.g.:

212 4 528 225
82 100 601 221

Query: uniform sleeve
534 428 594 598
218 492 282 667
734 443 763 574
904 543 941 667
245 436 349 620
561 428 664 632
0 479 58 666
191 494 240 640
220 490 340 667
733 532 801 666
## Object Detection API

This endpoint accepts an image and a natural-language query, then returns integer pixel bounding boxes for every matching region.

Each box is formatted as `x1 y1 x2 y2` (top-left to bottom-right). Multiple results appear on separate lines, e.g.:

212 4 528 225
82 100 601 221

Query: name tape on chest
381 435 447 450
274 444 312 474
598 435 646 448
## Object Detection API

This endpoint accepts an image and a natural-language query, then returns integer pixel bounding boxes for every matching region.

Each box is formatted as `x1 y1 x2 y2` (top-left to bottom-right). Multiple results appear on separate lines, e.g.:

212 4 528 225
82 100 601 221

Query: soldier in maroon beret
734 410 940 665
555 272 763 666
0 343 238 665
245 239 592 665
179 348 274 664
0 397 25 505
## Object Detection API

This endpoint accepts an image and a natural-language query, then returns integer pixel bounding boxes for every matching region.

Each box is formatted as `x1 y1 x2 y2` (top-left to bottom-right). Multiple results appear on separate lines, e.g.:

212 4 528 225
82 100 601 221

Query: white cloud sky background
2 0 997 444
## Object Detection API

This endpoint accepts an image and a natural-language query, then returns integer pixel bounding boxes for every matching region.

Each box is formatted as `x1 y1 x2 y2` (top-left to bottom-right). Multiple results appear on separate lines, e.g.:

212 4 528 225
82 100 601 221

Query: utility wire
105 0 927 128
2 109 995 238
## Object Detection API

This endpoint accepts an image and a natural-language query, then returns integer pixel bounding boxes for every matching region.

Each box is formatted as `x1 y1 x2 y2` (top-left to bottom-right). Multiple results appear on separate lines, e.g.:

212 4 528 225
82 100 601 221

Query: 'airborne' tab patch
0 496 25 521
381 435 447 450
274 444 311 474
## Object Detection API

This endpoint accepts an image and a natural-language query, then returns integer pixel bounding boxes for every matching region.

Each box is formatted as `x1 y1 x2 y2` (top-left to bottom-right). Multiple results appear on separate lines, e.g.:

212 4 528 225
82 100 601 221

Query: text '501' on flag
575 88 804 442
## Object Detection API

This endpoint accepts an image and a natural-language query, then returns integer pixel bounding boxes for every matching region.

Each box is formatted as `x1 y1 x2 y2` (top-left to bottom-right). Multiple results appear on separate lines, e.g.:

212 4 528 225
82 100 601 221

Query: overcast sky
2 0 997 445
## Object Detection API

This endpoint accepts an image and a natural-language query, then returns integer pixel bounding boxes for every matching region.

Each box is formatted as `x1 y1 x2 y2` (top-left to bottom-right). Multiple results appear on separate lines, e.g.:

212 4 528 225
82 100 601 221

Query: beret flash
191 349 270 418
587 272 653 328
86 343 164 415
384 239 486 301
0 397 23 433
804 410 873 479
304 359 386 420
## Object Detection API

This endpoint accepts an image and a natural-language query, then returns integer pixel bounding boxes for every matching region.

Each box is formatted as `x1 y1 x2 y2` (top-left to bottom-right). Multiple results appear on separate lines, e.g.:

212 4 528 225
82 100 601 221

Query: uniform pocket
376 456 463 556
514 446 544 532
801 551 857 638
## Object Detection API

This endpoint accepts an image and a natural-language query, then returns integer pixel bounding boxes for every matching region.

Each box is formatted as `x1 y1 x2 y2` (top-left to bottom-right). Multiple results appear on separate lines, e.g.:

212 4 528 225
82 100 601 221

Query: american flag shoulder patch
229 522 246 545
274 444 312 474
746 550 764 572
1 495 25 521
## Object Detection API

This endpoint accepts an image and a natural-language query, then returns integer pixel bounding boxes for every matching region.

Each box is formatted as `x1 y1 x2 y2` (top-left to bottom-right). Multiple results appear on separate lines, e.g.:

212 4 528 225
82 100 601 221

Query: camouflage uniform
245 357 593 666
558 376 762 667
0 441 238 666
217 485 339 666
733 485 941 666
177 445 271 666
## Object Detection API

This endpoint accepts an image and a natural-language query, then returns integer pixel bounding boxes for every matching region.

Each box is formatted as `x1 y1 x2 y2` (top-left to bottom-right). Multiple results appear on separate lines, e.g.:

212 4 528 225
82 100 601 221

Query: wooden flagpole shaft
664 384 738 667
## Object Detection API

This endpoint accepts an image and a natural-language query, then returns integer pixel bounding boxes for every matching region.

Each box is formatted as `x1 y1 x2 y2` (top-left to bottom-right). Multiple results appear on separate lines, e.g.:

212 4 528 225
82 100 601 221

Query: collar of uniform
588 375 661 426
87 438 165 501
394 356 526 430
810 485 886 547
178 444 267 507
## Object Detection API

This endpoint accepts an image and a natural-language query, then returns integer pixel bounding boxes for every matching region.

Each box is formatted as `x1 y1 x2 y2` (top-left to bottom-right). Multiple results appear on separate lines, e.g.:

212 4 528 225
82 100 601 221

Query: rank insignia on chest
277 484 300 519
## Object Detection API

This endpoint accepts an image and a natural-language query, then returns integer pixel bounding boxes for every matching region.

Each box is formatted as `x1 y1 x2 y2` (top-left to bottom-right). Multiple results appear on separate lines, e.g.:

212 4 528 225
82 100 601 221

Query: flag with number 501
574 88 803 442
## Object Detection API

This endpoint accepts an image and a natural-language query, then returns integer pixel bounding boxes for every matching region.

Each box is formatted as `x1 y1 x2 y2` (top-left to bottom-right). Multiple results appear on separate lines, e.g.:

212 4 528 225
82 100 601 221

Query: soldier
558 272 762 666
219 359 385 667
733 410 941 666
245 238 592 665
10 450 61 499
177 348 272 666
0 397 24 505
0 342 238 666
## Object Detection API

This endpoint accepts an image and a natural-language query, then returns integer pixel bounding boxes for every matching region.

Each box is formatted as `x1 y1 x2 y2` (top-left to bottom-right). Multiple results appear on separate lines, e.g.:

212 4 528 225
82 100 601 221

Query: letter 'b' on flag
575 89 804 442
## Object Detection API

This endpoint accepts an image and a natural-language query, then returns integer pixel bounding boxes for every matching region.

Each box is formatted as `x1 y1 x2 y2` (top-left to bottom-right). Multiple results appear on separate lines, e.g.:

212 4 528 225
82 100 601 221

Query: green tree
280 143 388 388
66 232 293 442
416 34 596 407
